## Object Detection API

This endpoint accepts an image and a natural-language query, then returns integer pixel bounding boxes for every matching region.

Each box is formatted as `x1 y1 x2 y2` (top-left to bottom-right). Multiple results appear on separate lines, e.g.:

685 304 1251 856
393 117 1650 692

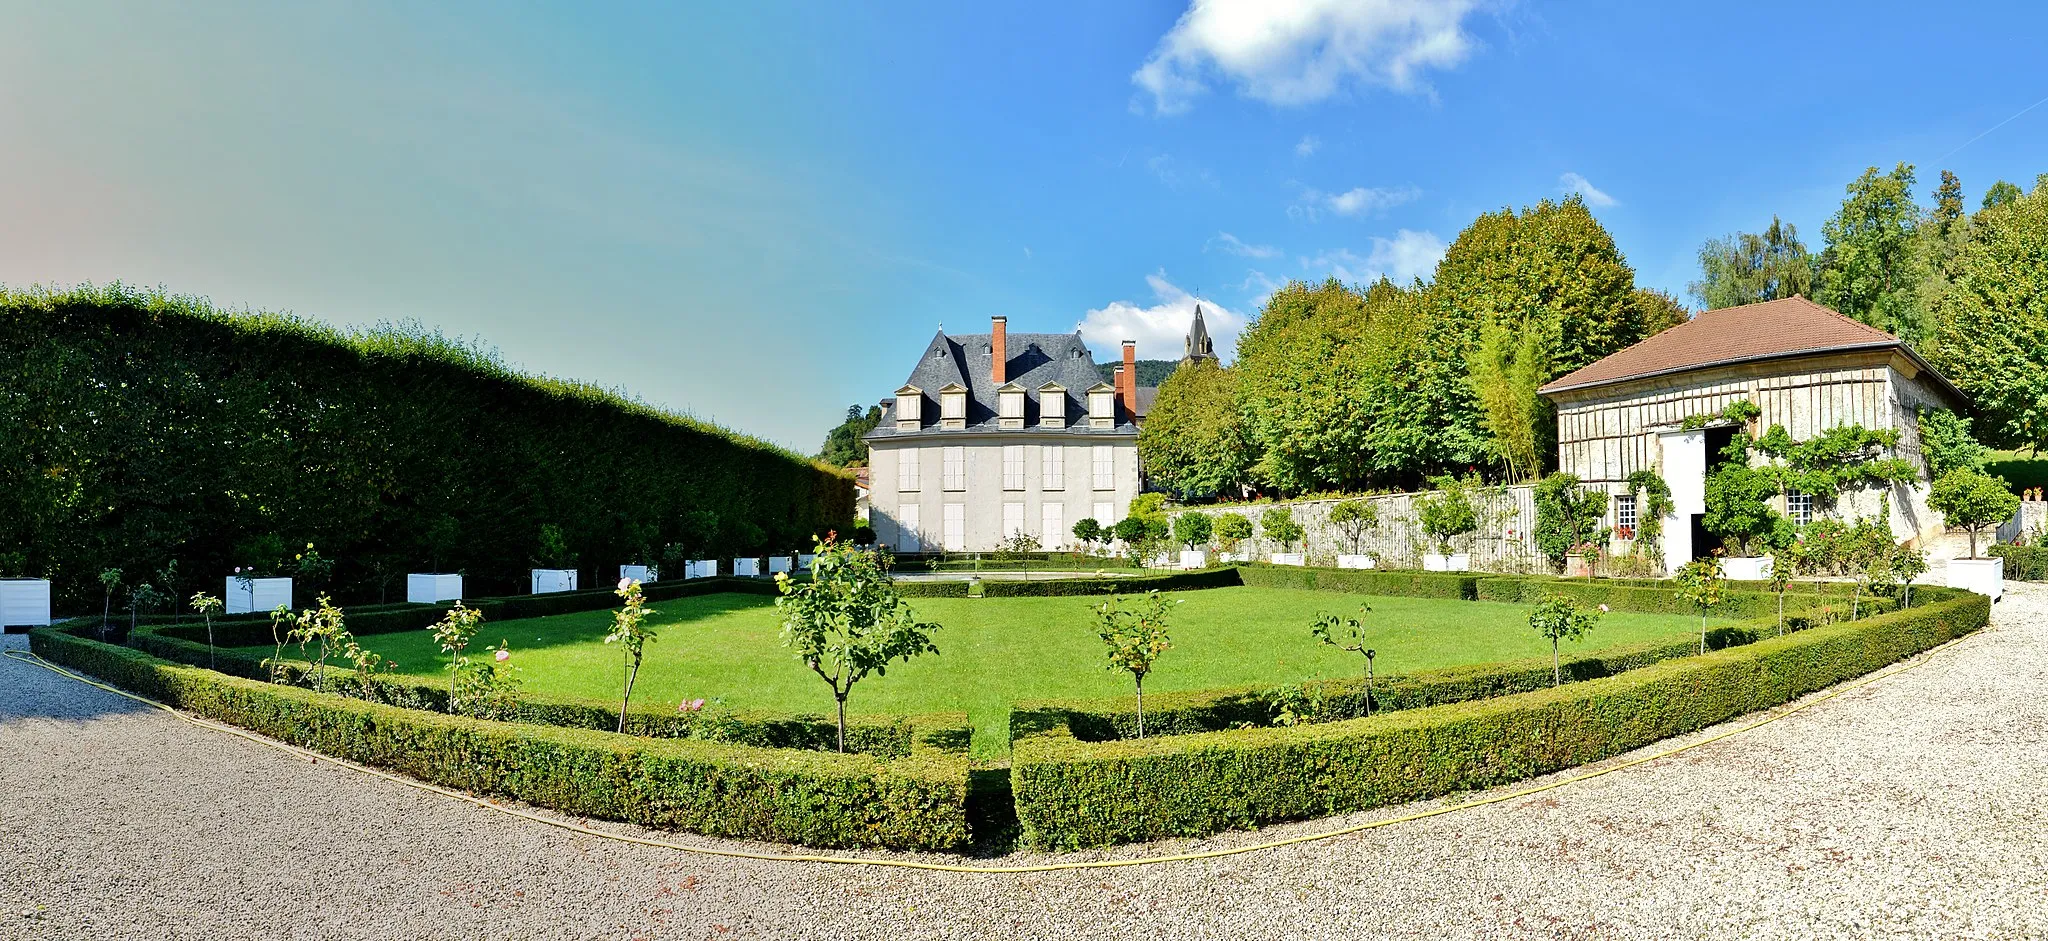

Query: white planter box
1336 554 1376 570
406 573 463 605
1721 556 1773 581
1179 550 1209 569
225 576 293 615
734 558 763 578
619 564 656 585
0 579 52 628
1218 550 1252 563
768 556 794 575
1947 557 2004 601
687 560 718 579
798 553 817 572
1423 553 1471 572
530 569 578 595
1269 553 1306 566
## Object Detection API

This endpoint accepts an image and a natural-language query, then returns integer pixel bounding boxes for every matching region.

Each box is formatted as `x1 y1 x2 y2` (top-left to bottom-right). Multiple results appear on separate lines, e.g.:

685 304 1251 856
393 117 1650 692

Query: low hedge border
893 566 1247 598
29 624 971 850
1009 589 1986 848
1236 564 1483 599
1991 544 2048 582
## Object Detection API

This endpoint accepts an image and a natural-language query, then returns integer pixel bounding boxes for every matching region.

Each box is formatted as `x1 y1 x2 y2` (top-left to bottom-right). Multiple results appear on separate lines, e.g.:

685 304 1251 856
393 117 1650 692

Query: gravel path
5 586 2046 941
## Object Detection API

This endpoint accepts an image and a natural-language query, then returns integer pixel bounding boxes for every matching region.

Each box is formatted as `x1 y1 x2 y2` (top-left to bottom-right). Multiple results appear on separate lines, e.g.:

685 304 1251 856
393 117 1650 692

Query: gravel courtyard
5 586 2045 941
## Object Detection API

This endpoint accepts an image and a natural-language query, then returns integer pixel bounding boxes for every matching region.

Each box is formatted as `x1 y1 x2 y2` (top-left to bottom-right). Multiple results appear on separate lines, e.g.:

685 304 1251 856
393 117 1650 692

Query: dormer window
1086 381 1116 429
1038 383 1066 429
894 384 923 431
997 382 1026 430
939 383 968 430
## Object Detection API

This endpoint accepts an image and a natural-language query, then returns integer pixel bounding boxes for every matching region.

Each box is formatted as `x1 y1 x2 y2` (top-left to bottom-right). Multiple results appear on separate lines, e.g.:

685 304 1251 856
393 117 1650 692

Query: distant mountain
1097 359 1179 388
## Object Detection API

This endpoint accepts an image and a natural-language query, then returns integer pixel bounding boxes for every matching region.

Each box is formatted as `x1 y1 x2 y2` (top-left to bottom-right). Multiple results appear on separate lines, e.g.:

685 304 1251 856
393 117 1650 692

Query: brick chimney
991 316 1007 384
1120 339 1137 415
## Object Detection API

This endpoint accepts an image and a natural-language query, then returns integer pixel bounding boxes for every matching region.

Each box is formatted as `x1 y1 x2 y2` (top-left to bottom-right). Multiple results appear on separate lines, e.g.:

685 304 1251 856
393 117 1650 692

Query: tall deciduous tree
1930 181 2048 452
1688 216 1816 310
817 404 882 467
1819 163 1930 344
1137 358 1252 500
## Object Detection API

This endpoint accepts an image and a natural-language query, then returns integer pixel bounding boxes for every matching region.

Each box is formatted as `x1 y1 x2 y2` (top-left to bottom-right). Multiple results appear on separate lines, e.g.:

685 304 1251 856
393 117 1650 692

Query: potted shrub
1214 512 1253 563
1701 463 1789 581
1418 476 1478 571
1329 499 1379 569
1564 543 1600 579
1930 468 2022 600
1534 473 1609 576
530 523 580 595
1173 512 1213 569
406 572 464 604
222 535 309 614
1261 507 1305 566
0 562 51 629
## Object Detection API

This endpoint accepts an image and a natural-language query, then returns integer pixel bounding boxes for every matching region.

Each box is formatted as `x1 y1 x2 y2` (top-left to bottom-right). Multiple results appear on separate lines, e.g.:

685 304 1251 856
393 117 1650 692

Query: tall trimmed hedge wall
0 285 854 607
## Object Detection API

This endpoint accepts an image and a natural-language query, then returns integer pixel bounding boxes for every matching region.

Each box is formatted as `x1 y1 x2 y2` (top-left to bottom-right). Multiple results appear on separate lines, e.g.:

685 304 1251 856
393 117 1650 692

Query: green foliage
431 601 487 715
775 536 940 751
1916 408 1987 478
1929 180 2048 452
30 625 971 850
1467 316 1553 480
1753 423 1915 500
0 285 854 608
1689 216 1816 310
604 578 658 732
1701 463 1792 555
1172 512 1213 551
1532 473 1610 571
1672 557 1726 653
1259 507 1304 552
1527 594 1602 685
1928 468 2022 558
1621 470 1674 553
1095 359 1179 388
1990 544 2048 581
188 592 223 669
1678 399 1762 431
1213 512 1254 552
1631 288 1691 336
1415 476 1480 554
1071 517 1105 551
1091 591 1176 737
1309 606 1377 709
817 404 883 468
1326 499 1380 554
1982 180 2023 210
1136 359 1252 499
1819 162 1932 344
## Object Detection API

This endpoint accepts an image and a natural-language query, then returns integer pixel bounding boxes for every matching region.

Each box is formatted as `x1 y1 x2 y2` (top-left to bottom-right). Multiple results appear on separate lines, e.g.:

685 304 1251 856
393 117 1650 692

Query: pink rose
617 577 632 591
494 649 510 663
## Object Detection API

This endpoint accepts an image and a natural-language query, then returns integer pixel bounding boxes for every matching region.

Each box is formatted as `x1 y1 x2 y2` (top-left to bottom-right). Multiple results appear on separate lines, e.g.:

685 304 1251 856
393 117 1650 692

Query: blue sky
5 1 2046 452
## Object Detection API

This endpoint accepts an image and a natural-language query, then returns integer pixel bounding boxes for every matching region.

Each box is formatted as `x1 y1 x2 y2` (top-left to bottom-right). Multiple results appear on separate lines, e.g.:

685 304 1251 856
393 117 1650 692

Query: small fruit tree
1092 590 1175 738
1309 605 1377 716
1214 512 1254 557
1672 556 1726 655
1928 468 2021 559
1527 594 1602 686
1417 475 1479 557
1071 517 1105 555
775 535 940 752
604 578 658 733
188 592 223 669
1173 511 1213 552
431 601 487 714
1260 507 1304 554
1327 499 1380 556
1533 473 1610 572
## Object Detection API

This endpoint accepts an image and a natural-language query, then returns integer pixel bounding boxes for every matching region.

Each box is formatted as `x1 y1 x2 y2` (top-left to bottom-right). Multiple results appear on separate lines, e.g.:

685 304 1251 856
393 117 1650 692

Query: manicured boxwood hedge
893 566 1246 598
0 285 854 608
1237 564 1483 599
1008 588 1985 848
1990 544 2048 582
30 624 970 850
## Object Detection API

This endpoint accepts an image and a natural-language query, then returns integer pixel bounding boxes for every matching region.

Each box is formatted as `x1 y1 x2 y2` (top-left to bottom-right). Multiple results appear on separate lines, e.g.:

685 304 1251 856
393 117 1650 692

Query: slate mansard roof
867 329 1138 439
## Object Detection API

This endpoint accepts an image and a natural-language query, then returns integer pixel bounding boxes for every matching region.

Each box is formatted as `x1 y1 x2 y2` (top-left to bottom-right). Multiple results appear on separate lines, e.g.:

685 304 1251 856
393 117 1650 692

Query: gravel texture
5 586 2046 941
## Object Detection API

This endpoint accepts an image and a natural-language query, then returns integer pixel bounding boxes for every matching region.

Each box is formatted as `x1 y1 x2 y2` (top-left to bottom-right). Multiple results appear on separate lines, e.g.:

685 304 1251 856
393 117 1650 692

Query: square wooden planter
686 560 718 579
1269 553 1306 566
733 558 763 578
767 556 794 575
1179 550 1209 569
1336 554 1376 570
0 579 52 628
1721 556 1773 581
406 574 463 604
798 554 817 572
1423 553 1471 572
1946 557 2003 600
530 569 578 594
225 576 293 615
619 564 656 584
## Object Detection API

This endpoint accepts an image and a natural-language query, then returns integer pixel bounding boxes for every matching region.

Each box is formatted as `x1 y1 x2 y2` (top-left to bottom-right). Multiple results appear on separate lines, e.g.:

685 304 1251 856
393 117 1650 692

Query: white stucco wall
866 435 1139 552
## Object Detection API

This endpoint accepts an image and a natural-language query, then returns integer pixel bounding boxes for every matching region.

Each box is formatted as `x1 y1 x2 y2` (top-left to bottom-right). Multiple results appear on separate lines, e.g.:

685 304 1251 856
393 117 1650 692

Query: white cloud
1077 272 1246 363
1295 134 1321 157
1206 231 1282 259
1302 229 1447 284
1559 171 1616 207
1289 184 1420 221
1133 0 1482 114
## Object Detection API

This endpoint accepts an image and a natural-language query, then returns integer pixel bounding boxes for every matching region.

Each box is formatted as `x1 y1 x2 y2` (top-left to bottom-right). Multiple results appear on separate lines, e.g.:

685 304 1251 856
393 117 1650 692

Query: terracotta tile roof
1539 296 1906 395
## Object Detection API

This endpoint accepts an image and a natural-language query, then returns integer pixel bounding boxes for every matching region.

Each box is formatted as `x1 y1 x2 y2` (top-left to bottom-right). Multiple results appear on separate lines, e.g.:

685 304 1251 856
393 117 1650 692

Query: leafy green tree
1091 591 1175 737
1916 408 1987 478
1702 463 1791 556
1532 473 1610 571
818 404 883 468
1071 517 1104 554
97 567 122 639
1982 180 2023 210
1527 594 1602 686
1310 605 1377 715
431 601 486 714
1928 468 2021 559
1137 359 1253 499
1467 316 1552 480
1929 181 2048 452
604 578 657 733
1631 287 1691 336
1112 516 1150 560
1416 476 1479 556
1172 511 1213 551
1818 163 1930 344
1673 557 1726 654
1765 547 1797 636
1931 170 1965 239
1260 506 1304 553
774 536 940 751
1326 499 1380 555
189 591 223 669
1214 512 1253 556
1689 216 1816 310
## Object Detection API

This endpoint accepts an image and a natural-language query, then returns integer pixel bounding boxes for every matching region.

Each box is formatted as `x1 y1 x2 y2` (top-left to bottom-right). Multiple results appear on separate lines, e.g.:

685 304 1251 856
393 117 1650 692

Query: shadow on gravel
0 637 154 722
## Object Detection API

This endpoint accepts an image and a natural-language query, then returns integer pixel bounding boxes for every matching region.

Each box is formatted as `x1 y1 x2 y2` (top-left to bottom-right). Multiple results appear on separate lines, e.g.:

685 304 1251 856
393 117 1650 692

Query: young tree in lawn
1214 512 1254 559
1071 518 1104 556
1112 517 1150 563
1417 475 1481 559
1673 556 1726 655
775 535 939 752
603 578 658 733
1092 591 1176 738
1766 543 1799 636
1173 511 1213 552
1260 507 1304 555
1838 515 1897 619
1928 468 2022 559
431 601 487 714
189 592 223 669
1528 594 1603 686
1310 605 1378 716
1327 499 1380 557
97 568 122 640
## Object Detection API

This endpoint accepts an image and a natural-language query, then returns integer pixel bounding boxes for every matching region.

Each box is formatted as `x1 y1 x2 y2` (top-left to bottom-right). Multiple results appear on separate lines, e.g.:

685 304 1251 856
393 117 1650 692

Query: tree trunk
617 647 638 734
1364 659 1374 717
449 654 460 715
206 616 216 670
1135 676 1145 739
835 693 848 753
1968 528 1978 560
1776 590 1784 637
1552 638 1561 687
1699 614 1707 655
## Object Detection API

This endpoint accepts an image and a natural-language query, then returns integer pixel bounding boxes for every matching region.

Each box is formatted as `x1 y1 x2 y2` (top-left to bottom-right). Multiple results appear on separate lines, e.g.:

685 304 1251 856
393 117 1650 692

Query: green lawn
245 586 1712 755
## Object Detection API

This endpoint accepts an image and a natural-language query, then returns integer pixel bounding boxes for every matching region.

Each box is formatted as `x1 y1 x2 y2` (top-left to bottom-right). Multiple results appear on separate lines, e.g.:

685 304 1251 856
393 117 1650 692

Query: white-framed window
1088 387 1116 427
1003 445 1025 490
941 389 966 420
1788 492 1814 526
942 503 965 550
1003 502 1026 541
897 449 919 491
1093 501 1115 528
1041 502 1065 549
1041 446 1064 489
1092 445 1115 490
943 446 965 491
998 388 1025 427
897 504 920 552
1614 494 1637 536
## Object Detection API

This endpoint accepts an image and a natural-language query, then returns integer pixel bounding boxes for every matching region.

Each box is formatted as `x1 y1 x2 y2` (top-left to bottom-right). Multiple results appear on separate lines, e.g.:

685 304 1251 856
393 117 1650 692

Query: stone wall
1176 485 1550 574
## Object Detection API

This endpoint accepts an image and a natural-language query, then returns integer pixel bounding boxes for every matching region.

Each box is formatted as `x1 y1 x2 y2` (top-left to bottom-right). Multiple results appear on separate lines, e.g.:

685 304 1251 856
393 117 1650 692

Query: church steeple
1183 304 1216 364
